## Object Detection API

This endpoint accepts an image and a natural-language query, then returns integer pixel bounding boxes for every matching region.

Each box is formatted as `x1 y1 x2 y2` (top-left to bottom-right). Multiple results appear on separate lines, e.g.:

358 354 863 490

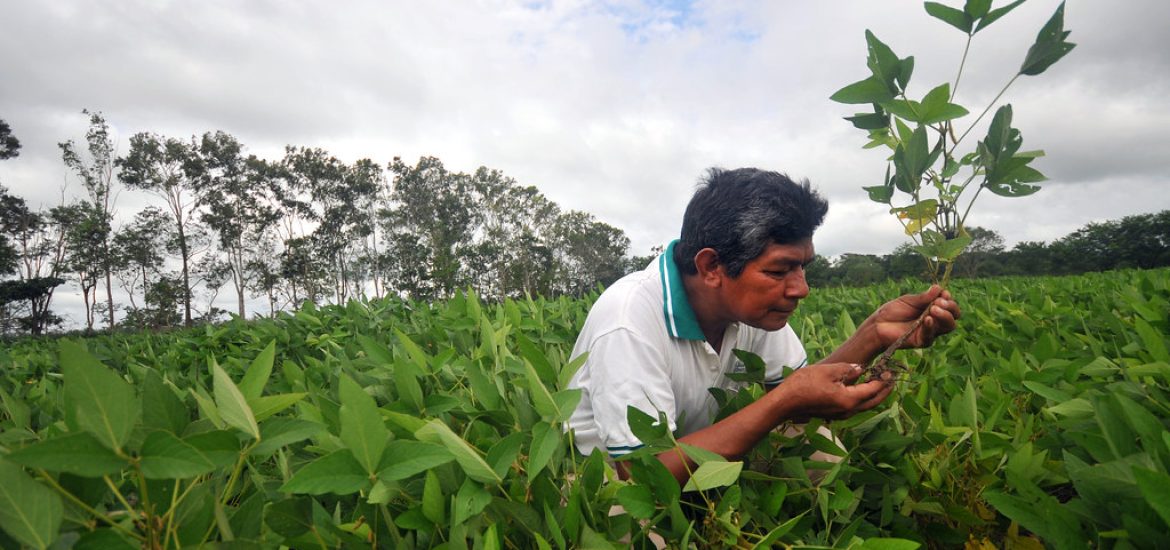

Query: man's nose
786 267 809 298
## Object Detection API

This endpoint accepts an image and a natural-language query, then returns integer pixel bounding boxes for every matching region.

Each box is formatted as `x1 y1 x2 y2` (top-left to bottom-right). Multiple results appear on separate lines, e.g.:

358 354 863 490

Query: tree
112 207 173 314
118 133 202 325
193 131 279 317
0 119 19 160
465 169 559 299
0 196 73 335
59 110 119 329
62 202 109 331
952 226 1005 278
547 210 630 296
834 253 886 286
382 157 477 300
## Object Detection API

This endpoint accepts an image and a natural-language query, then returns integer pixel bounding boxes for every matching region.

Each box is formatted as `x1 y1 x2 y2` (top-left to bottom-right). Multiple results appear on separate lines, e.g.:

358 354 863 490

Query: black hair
674 167 828 277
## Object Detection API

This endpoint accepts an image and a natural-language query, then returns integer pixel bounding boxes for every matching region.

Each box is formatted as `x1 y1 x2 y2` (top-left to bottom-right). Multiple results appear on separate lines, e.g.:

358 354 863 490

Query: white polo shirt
566 240 808 457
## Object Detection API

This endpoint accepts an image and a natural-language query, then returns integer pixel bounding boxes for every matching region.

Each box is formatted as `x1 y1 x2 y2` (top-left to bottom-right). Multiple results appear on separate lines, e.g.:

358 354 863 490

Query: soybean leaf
7 432 126 477
0 461 63 550
280 450 369 495
249 393 308 422
393 328 431 373
338 374 388 476
252 418 325 456
975 0 1025 32
451 479 492 526
523 359 560 422
139 431 216 479
679 443 725 465
422 470 445 524
211 360 260 440
857 539 922 550
925 2 972 33
528 422 562 477
1133 468 1170 529
551 389 582 424
184 430 241 468
141 370 189 435
487 432 525 478
238 340 276 401
830 76 894 105
682 460 743 492
265 497 313 538
73 529 137 549
415 419 501 484
515 333 556 385
616 484 656 520
864 30 904 91
1019 2 1076 76
60 340 139 453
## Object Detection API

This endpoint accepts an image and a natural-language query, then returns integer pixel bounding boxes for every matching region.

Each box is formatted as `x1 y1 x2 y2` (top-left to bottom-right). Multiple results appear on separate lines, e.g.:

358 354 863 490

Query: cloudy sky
2 0 1168 320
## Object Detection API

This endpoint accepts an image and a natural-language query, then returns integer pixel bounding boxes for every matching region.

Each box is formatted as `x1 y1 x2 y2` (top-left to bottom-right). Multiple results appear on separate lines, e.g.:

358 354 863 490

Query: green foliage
1 270 1168 547
833 0 1075 286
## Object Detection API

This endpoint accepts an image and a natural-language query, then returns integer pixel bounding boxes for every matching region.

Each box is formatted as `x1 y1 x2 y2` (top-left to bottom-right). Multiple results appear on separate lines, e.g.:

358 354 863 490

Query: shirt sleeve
754 325 809 386
583 327 677 457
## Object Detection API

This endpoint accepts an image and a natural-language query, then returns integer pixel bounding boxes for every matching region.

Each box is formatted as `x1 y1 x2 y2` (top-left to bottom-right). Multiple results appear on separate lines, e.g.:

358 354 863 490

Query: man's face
717 239 814 331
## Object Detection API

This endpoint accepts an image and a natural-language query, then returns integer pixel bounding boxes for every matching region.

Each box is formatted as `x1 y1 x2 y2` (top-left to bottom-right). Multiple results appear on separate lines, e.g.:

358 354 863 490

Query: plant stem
35 470 146 542
951 34 974 101
952 73 1020 152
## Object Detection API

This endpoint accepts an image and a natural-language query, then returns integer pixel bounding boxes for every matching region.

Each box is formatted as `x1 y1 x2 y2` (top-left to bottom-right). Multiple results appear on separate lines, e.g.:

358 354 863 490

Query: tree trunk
178 224 192 326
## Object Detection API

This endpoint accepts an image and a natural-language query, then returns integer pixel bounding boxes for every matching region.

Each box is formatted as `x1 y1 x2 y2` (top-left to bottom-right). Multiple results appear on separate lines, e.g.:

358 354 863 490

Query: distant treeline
807 212 1170 288
1 114 634 335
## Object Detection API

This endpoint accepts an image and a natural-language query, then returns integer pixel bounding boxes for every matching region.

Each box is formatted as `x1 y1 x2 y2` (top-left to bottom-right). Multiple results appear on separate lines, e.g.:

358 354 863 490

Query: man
566 168 960 484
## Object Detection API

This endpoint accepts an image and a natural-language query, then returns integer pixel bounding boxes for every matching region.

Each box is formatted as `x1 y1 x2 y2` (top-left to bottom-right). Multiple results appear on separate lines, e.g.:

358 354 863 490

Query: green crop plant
830 0 1075 376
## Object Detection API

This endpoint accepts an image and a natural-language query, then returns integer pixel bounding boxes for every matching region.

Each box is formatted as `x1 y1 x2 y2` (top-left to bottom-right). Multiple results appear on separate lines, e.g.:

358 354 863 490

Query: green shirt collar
659 240 705 340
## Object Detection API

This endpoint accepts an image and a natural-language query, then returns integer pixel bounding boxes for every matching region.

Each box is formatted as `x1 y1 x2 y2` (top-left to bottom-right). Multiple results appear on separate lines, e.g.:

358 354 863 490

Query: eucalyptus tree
0 119 19 160
546 210 630 296
59 110 119 328
466 168 558 299
382 156 478 301
194 131 280 317
117 133 203 325
111 207 173 314
62 201 109 331
0 199 73 334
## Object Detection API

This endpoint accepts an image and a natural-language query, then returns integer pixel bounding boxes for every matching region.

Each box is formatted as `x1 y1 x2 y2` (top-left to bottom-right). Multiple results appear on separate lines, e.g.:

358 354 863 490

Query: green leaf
935 233 973 261
846 112 889 130
830 76 894 105
238 340 275 401
422 469 445 524
415 419 501 484
964 0 990 19
212 359 260 440
857 538 921 550
551 389 582 424
974 0 1025 32
338 374 389 476
1046 398 1093 418
925 2 972 33
280 450 370 495
679 443 726 465
252 418 325 456
265 497 313 538
184 430 241 468
864 30 905 92
393 328 431 373
0 461 63 550
139 431 216 479
7 432 126 477
917 83 969 124
377 440 455 481
528 422 562 477
141 370 189 435
515 334 557 385
1133 467 1170 529
864 184 894 204
60 340 140 453
248 392 307 422
1019 2 1076 76
523 358 561 422
486 432 525 478
682 460 743 492
616 484 656 519
451 479 492 526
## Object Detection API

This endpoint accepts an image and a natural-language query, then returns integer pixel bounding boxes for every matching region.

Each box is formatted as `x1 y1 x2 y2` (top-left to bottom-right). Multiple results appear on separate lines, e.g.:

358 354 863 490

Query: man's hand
868 285 961 350
771 362 894 421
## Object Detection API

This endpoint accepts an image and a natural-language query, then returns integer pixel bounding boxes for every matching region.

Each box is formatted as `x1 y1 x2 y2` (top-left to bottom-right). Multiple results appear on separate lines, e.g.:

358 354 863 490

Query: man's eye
766 270 790 278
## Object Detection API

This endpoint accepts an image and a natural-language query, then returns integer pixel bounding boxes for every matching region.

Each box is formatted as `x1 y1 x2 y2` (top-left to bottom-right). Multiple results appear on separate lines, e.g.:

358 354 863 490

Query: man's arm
822 285 961 366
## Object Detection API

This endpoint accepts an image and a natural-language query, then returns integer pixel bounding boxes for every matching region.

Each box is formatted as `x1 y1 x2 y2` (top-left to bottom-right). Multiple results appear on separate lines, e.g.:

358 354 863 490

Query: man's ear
693 248 724 287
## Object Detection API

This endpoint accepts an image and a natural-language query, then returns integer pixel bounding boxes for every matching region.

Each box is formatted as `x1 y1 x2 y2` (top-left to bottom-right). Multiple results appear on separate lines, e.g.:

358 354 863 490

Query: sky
2 0 1169 324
